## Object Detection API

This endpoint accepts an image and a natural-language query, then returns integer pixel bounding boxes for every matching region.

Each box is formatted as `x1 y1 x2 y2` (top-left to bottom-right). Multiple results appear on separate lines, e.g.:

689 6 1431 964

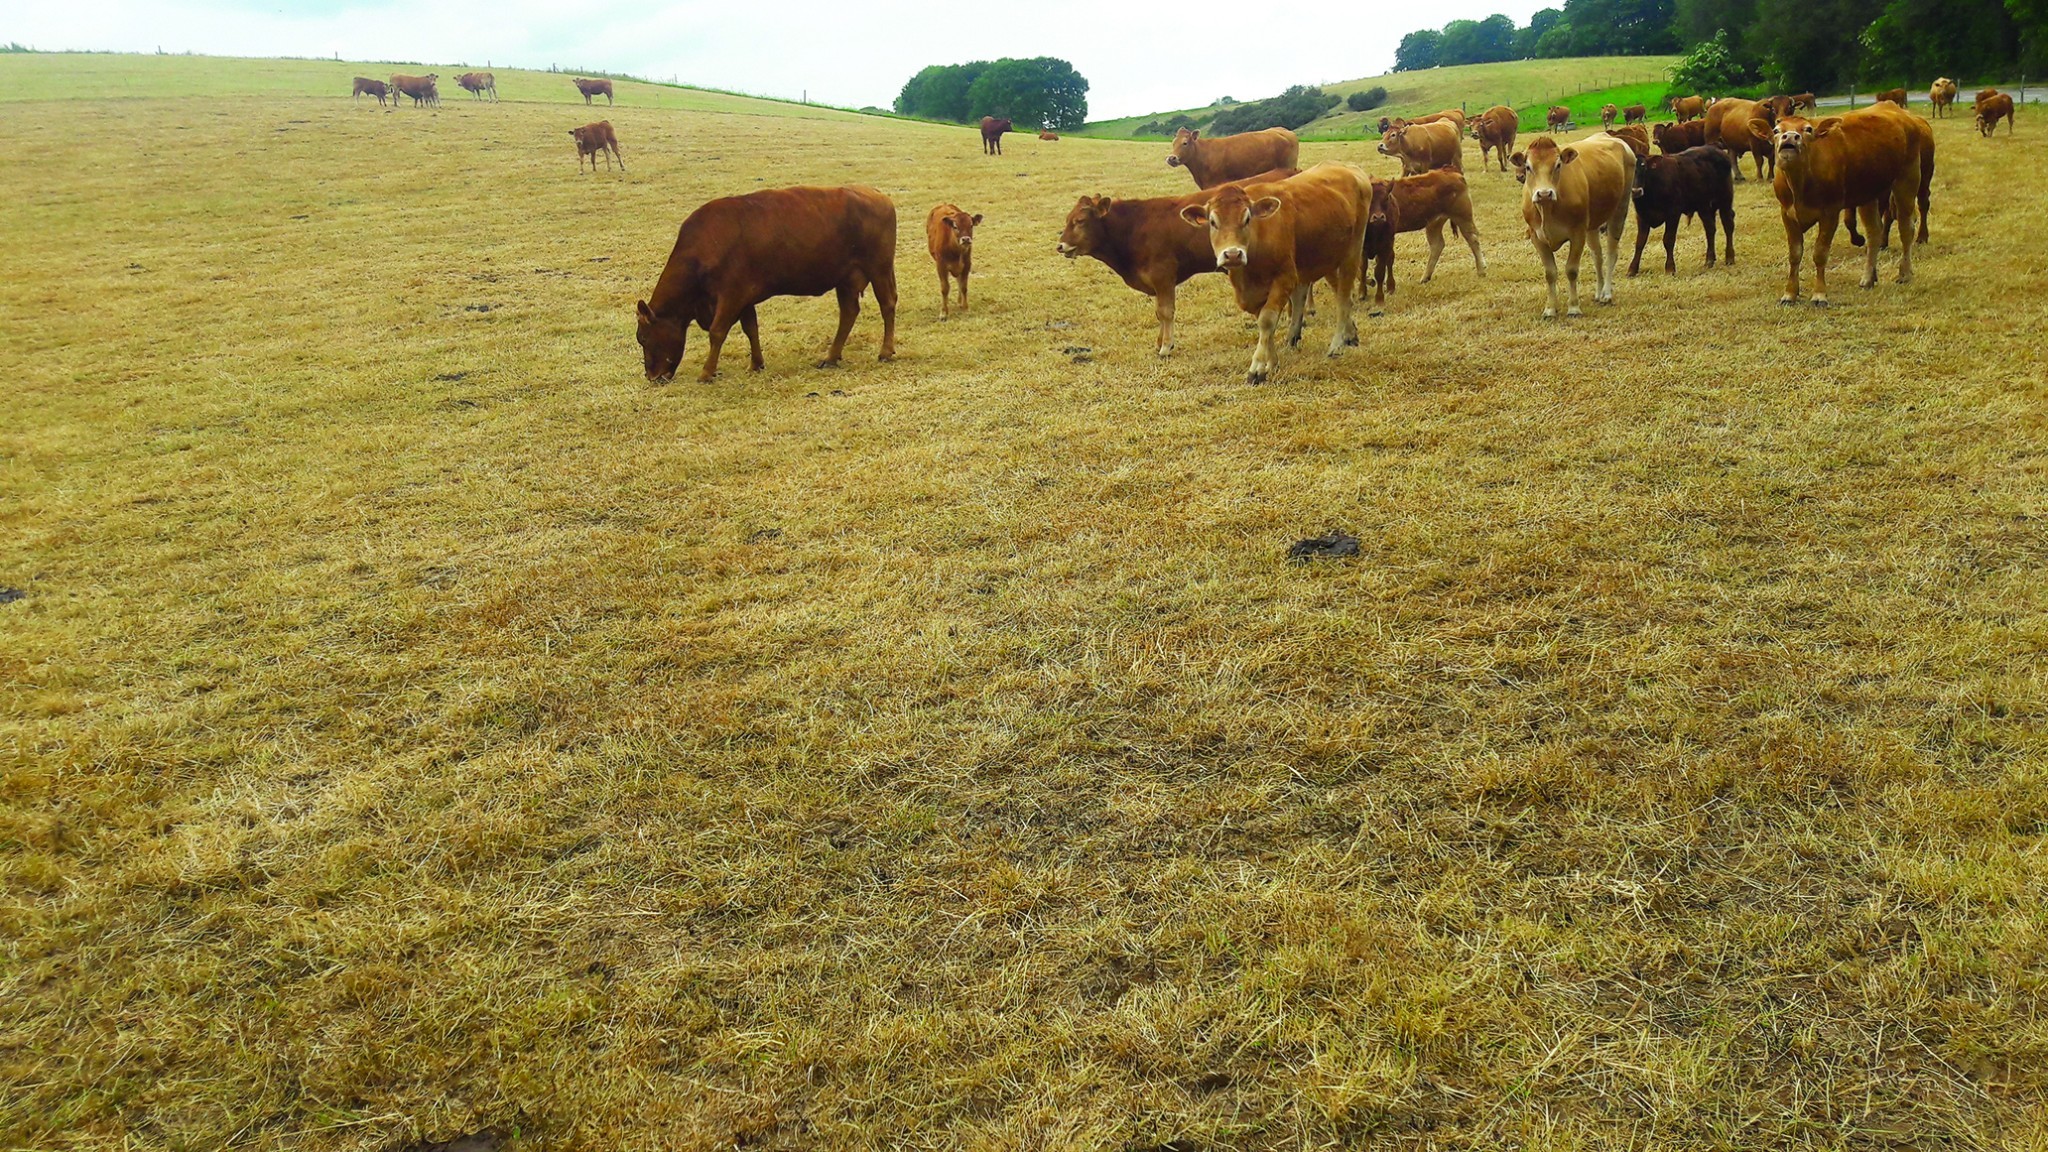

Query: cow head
1376 126 1406 159
1377 116 1392 134
1057 195 1111 258
635 300 685 384
1520 139 1574 203
1762 115 1833 160
1366 179 1395 228
941 207 982 248
1180 186 1279 270
1166 127 1200 168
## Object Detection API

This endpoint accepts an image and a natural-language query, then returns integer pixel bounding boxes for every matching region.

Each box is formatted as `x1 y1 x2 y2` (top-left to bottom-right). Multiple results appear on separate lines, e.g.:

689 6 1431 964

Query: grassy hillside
1082 56 1679 139
7 50 2048 1152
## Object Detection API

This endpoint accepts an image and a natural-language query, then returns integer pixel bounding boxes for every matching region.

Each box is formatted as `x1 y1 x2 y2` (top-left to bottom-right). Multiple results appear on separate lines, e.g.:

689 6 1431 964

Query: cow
981 116 1013 154
1706 97 1776 179
1412 108 1470 135
1876 87 1908 107
1761 95 1795 119
1623 103 1647 124
635 185 897 383
1976 87 2001 105
1472 106 1517 172
925 203 981 318
1178 163 1373 384
1793 93 1818 111
1056 168 1299 355
456 72 497 102
1168 126 1301 188
1039 130 1059 141
570 120 623 172
1360 177 1400 313
1629 145 1735 276
1600 103 1618 129
1512 133 1635 318
575 77 613 105
1671 95 1707 122
1655 119 1709 154
1929 78 1958 117
391 73 439 108
1976 92 2016 136
352 77 388 105
1748 105 1925 305
1547 106 1572 131
1378 120 1462 174
1384 168 1486 284
1606 124 1651 159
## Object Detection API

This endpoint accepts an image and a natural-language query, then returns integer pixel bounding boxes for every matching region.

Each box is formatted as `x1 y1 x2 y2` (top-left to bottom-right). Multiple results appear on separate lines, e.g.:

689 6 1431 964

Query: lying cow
1058 169 1298 355
1976 92 2016 135
1179 163 1373 384
352 77 389 105
1749 106 1926 305
1039 130 1059 141
1472 105 1517 172
570 120 623 172
1513 134 1636 318
925 203 981 317
635 185 897 382
1378 120 1462 174
1629 145 1735 275
1168 126 1300 188
575 77 613 105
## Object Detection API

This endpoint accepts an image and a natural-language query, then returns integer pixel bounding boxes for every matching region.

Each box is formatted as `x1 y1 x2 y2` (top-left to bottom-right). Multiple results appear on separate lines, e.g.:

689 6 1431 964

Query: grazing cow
1378 120 1463 174
1976 92 2016 135
1039 130 1059 140
981 116 1013 154
635 185 897 383
1167 126 1301 188
1876 87 1908 107
1547 106 1572 131
456 72 497 101
1472 105 1518 172
1512 133 1635 318
1749 105 1925 305
570 120 623 172
1606 124 1651 159
1655 119 1709 154
1671 95 1706 122
1178 163 1373 383
1706 97 1776 179
1385 168 1486 283
1629 145 1735 275
1623 103 1648 124
1792 93 1818 111
391 73 439 108
352 77 388 105
1056 169 1299 355
1600 103 1618 129
1929 78 1958 117
925 203 981 317
1360 177 1400 313
575 77 613 105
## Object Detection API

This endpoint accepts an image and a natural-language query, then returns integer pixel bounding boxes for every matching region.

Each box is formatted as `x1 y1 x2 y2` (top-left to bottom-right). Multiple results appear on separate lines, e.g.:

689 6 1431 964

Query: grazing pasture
4 52 2048 1152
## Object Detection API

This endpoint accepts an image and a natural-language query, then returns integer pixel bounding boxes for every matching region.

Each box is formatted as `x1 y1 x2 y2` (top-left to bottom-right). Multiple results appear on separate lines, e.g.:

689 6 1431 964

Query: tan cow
1749 105 1925 305
1606 124 1651 158
1705 97 1775 179
1547 106 1571 131
1378 120 1462 174
1472 105 1517 172
1671 95 1707 122
925 203 981 317
456 71 497 101
1600 103 1618 128
1513 133 1636 318
570 121 623 172
1386 168 1486 282
1178 163 1372 384
1929 78 1958 117
1168 127 1301 189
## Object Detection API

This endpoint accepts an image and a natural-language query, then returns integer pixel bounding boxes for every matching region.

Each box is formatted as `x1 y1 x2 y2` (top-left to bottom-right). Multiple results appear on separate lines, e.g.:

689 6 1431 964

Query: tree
1394 29 1442 70
894 61 986 121
1210 85 1341 134
1476 14 1520 60
1667 28 1752 93
1515 8 1565 56
894 57 1087 128
1535 21 1578 56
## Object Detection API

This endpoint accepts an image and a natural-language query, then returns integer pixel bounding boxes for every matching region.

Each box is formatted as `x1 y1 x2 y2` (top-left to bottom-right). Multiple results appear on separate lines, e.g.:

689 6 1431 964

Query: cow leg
1663 221 1679 275
1629 217 1651 277
1857 203 1882 289
1892 182 1917 285
1811 213 1837 306
1536 242 1561 320
1423 221 1445 283
937 267 951 318
1780 214 1805 304
1462 219 1485 275
1154 290 1176 357
1286 284 1309 349
1325 266 1359 356
1248 293 1284 385
1701 211 1718 269
822 280 861 367
1844 207 1866 248
1564 235 1586 316
701 302 741 382
957 264 969 313
1722 203 1736 266
872 266 897 362
614 146 625 172
740 305 764 371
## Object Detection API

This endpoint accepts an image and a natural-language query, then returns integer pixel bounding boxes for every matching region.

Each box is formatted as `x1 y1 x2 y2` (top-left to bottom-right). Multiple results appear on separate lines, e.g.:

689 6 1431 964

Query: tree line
893 58 1089 130
1394 0 2046 90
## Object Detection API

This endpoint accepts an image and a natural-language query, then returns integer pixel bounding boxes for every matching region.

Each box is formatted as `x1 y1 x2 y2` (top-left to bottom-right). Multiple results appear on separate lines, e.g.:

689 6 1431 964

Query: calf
570 121 623 172
635 185 897 382
575 78 614 105
1629 145 1735 275
1472 105 1517 172
925 203 982 317
1671 95 1706 122
1039 130 1059 140
1547 106 1571 131
1655 119 1708 153
1513 134 1635 318
981 116 1013 154
1750 106 1925 304
1179 163 1372 384
1168 127 1300 188
1876 87 1908 107
352 77 388 105
1976 92 2015 135
1600 103 1618 129
1360 177 1400 313
1056 169 1299 355
1623 103 1647 124
1378 120 1462 174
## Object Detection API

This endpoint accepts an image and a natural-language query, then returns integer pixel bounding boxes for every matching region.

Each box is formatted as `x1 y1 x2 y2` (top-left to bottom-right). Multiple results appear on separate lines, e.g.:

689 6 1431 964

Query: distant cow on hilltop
575 77 613 105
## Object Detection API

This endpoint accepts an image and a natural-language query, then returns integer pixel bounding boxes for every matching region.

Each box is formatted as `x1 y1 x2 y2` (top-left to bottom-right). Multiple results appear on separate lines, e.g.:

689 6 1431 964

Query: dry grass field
5 53 2048 1152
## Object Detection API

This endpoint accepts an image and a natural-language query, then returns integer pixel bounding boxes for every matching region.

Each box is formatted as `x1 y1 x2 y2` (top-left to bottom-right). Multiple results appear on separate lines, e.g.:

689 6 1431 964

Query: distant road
1815 85 2041 109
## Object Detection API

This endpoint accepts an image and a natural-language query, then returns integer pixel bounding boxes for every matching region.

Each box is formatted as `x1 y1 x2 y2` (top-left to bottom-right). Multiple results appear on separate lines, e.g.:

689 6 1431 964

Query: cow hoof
1811 298 1830 309
878 353 895 363
815 359 841 369
1369 307 1384 318
939 315 950 322
1542 309 1556 320
1567 307 1583 318
1778 296 1797 306
1245 371 1269 386
1627 268 1640 278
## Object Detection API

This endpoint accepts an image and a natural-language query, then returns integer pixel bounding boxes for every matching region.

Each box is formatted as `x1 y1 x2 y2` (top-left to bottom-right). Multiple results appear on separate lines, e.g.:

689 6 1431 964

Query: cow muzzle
1166 155 1182 167
1056 242 1078 258
1218 246 1248 268
1532 188 1557 202
648 371 675 384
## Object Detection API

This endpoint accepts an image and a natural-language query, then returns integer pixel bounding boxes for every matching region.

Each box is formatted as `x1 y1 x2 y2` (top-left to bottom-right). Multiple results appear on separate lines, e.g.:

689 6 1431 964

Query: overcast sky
7 0 1556 118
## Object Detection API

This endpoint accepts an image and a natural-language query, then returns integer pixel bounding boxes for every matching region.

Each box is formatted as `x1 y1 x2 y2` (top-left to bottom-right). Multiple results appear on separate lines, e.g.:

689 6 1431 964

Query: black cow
1629 145 1735 276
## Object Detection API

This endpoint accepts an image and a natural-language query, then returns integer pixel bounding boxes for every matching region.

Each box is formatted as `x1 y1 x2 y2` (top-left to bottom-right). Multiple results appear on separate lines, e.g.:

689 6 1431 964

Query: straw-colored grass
3 52 2047 1152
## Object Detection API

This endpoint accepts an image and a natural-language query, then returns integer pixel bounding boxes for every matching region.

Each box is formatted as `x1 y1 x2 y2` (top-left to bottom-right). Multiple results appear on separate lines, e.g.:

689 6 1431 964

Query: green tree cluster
893 57 1089 130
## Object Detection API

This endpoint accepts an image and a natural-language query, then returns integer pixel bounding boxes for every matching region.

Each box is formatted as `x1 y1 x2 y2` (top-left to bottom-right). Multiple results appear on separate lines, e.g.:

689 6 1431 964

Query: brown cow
1654 119 1708 154
352 77 388 105
980 116 1013 154
1513 133 1636 318
1547 106 1571 131
1378 120 1462 174
1178 163 1372 383
1976 92 2016 136
575 77 613 106
1606 124 1651 159
1057 168 1299 355
1168 126 1301 188
1039 130 1059 141
1385 168 1486 283
456 71 497 101
1472 105 1517 172
1623 103 1648 124
1929 78 1958 117
1976 87 2001 105
1749 106 1925 305
925 203 981 317
1401 108 1470 135
635 185 897 383
570 121 623 172
1360 177 1400 313
1671 95 1706 122
1629 145 1735 275
1792 93 1818 111
391 73 439 108
1706 97 1776 179
1600 103 1618 129
1761 94 1795 119
1876 87 1908 107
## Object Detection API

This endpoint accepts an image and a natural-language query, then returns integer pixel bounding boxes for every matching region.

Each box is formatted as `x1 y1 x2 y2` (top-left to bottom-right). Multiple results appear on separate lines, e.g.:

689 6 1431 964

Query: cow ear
1092 195 1111 212
1179 204 1210 228
1815 117 1843 137
1250 197 1282 219
971 214 983 224
1187 129 1199 140
1509 151 1526 167
1557 146 1578 165
1746 118 1772 142
636 300 654 324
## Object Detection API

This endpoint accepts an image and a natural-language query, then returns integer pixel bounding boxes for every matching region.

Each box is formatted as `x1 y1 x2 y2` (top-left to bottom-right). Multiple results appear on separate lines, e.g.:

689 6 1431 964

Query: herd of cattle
352 72 623 169
636 78 2017 386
